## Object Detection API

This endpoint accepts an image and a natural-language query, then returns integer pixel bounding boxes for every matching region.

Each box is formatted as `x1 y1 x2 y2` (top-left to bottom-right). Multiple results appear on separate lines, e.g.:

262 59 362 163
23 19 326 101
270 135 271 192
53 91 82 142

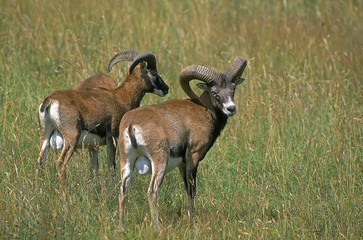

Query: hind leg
37 125 54 169
56 129 79 184
147 153 168 232
144 139 169 231
119 144 137 231
119 159 135 231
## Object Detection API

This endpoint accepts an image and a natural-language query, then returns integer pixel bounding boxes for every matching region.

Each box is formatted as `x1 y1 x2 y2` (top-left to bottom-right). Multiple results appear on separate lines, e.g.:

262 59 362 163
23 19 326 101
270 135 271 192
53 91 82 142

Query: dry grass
0 0 361 239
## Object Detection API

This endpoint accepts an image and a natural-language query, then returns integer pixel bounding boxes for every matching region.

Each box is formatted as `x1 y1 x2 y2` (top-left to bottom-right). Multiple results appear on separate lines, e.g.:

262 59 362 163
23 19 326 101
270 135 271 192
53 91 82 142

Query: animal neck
199 91 228 141
115 69 147 109
199 91 214 112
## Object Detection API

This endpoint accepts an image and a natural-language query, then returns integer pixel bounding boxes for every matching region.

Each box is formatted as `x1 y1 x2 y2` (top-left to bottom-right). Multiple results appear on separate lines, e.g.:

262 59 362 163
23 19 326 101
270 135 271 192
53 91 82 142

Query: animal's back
73 74 118 90
120 98 216 158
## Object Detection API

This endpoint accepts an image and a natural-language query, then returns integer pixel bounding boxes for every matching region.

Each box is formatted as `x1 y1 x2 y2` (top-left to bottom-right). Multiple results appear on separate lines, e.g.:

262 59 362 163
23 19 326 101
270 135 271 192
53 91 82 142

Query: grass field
0 0 361 239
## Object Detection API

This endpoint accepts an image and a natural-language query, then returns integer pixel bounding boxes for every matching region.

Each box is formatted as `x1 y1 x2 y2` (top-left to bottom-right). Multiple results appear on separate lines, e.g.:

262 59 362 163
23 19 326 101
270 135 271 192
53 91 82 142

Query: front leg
184 150 201 219
89 146 99 173
106 133 116 172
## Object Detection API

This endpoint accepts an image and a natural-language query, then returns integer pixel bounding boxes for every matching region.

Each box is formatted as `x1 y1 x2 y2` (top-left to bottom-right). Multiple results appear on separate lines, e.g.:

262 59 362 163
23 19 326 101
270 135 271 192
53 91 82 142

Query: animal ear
139 62 147 71
196 83 209 90
234 78 245 85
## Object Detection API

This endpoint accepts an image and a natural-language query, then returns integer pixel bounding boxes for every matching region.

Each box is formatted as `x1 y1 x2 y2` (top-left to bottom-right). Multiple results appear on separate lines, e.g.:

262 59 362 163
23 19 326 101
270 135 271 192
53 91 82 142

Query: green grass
0 0 361 239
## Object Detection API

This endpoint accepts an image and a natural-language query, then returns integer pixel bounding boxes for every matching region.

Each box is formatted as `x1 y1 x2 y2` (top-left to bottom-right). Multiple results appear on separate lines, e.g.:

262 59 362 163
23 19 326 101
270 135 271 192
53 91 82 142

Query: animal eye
212 91 220 100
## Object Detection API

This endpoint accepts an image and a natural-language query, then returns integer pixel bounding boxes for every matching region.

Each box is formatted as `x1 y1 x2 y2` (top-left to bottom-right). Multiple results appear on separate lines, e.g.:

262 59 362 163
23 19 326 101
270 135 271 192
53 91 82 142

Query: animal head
107 50 169 96
179 57 247 116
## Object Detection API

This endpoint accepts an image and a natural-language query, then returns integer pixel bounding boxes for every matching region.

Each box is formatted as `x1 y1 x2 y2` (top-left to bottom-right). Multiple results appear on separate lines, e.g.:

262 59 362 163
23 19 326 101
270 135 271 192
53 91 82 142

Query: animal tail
128 123 137 148
39 97 51 113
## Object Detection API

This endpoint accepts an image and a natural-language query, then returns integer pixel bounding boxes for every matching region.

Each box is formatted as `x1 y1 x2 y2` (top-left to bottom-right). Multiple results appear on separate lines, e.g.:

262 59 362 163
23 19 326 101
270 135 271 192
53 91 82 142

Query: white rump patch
39 100 63 151
122 126 183 175
38 104 46 129
49 100 61 126
123 126 153 175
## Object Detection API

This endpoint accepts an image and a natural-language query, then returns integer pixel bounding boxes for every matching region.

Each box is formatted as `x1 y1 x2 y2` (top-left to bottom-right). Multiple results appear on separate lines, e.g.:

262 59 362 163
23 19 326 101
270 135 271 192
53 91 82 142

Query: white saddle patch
135 156 151 175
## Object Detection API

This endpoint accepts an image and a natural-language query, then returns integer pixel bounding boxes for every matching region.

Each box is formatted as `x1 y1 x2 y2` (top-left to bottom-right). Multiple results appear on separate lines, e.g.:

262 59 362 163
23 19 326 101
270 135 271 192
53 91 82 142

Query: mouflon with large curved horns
37 50 169 184
118 56 247 231
179 57 247 102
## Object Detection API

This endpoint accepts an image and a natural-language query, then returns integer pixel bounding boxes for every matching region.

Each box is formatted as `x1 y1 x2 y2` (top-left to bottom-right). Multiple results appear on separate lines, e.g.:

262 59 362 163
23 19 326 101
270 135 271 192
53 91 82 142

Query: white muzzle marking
222 97 236 116
153 88 166 97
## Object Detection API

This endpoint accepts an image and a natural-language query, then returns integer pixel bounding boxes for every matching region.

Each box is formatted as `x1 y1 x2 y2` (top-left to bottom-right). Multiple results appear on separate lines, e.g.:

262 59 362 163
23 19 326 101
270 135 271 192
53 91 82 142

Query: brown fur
72 73 118 170
37 63 168 183
118 78 242 231
73 74 118 90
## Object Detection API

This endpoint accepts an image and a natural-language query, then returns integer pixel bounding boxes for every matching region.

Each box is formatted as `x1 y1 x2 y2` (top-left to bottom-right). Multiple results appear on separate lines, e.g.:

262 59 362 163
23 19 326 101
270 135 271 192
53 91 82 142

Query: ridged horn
224 56 247 82
107 50 140 72
179 65 221 101
128 51 157 74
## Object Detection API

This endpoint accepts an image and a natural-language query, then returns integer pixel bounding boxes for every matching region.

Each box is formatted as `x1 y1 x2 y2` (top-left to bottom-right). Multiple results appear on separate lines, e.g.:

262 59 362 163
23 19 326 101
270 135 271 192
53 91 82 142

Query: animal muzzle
222 101 237 116
154 75 169 96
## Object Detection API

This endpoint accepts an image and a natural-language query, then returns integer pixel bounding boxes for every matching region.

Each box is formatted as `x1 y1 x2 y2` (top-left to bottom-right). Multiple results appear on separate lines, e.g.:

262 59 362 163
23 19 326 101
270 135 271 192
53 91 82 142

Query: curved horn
179 65 221 101
107 50 140 72
224 56 247 82
129 51 157 74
